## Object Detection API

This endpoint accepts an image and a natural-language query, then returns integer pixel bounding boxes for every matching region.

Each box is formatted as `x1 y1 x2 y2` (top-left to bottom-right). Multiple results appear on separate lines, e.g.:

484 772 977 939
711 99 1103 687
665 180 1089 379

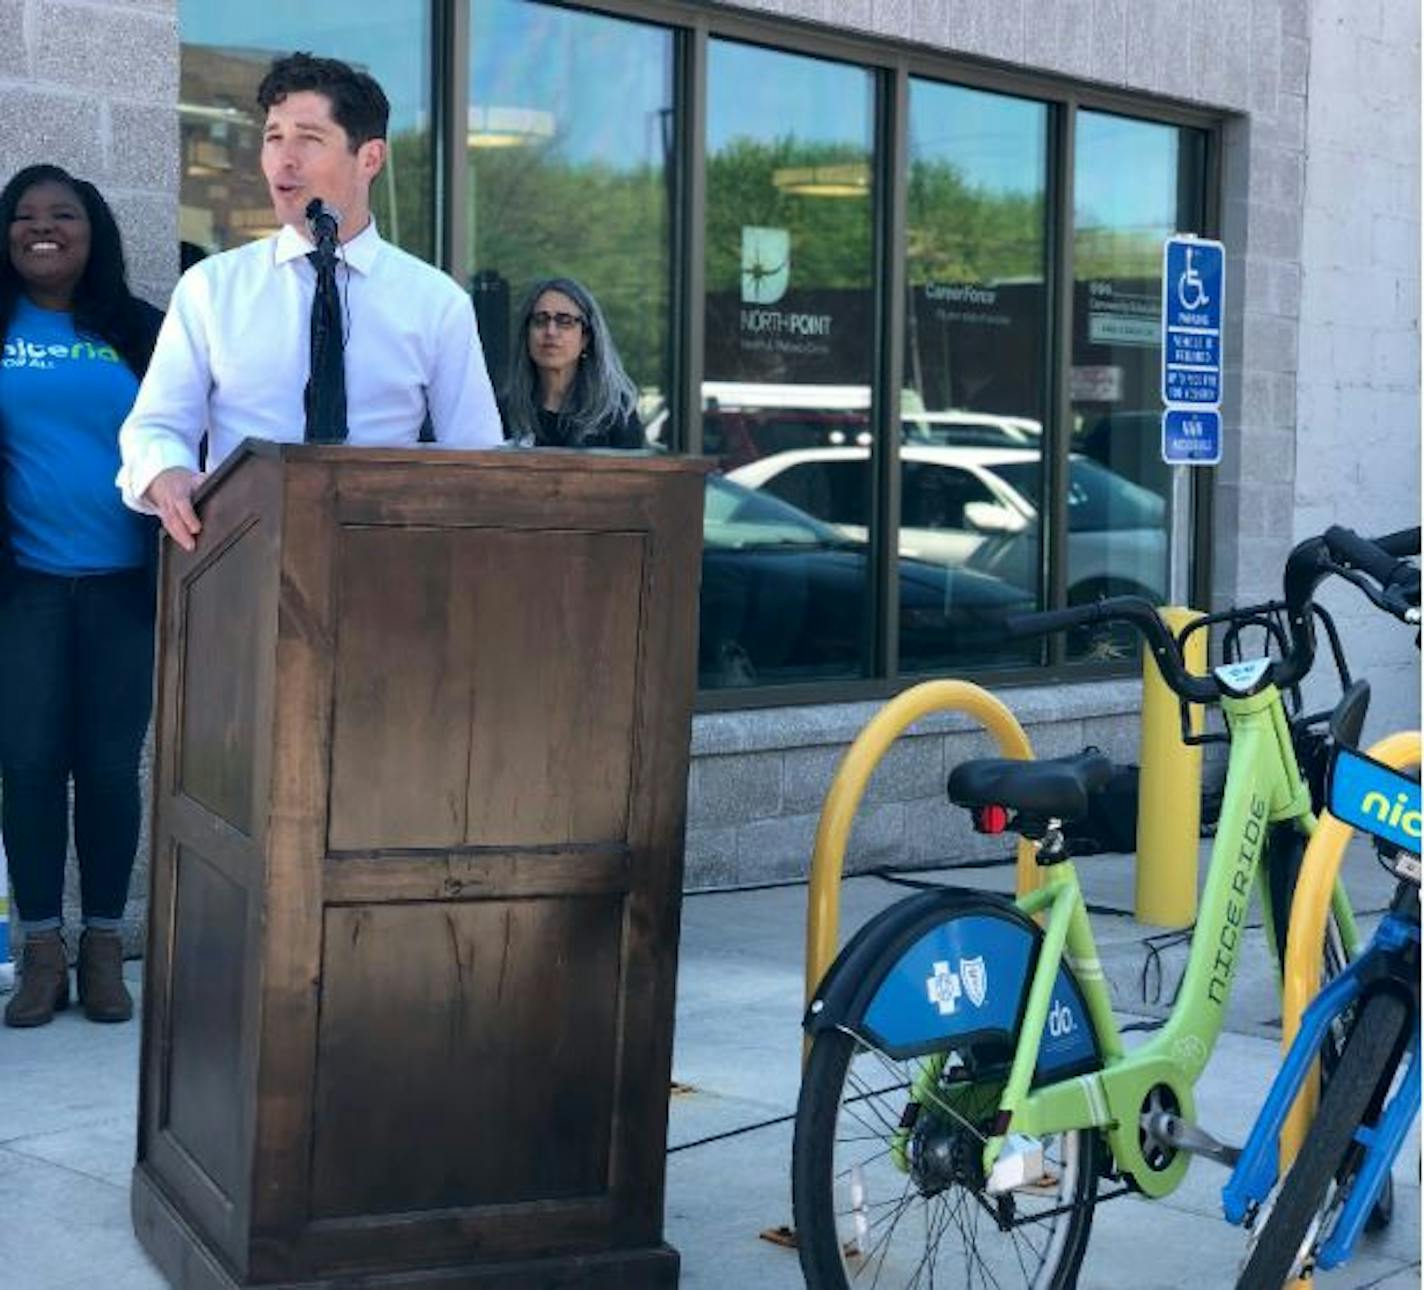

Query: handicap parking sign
1161 236 1224 408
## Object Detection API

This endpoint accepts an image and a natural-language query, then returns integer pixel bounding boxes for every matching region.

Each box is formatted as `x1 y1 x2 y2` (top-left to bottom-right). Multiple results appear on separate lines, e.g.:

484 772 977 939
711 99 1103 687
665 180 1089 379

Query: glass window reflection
899 80 1049 671
701 41 880 689
1070 111 1207 660
179 1 433 259
467 2 673 444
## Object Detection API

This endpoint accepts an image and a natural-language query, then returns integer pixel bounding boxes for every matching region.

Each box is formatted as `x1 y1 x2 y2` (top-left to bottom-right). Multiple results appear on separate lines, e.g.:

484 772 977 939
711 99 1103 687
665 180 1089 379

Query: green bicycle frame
971 683 1354 1199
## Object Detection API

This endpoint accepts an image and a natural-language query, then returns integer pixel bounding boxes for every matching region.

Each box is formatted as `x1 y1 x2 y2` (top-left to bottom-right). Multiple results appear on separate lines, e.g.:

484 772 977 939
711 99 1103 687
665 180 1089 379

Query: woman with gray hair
501 276 643 449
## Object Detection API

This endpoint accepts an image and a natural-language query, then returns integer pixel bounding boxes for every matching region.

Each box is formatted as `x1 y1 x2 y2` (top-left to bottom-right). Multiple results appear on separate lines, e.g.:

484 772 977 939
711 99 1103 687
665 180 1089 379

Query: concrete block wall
1294 0 1420 741
0 0 181 308
685 680 1144 887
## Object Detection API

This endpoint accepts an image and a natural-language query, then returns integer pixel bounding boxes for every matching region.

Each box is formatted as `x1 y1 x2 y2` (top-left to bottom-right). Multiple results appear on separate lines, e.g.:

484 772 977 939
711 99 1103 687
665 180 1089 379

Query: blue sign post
1161 235 1225 466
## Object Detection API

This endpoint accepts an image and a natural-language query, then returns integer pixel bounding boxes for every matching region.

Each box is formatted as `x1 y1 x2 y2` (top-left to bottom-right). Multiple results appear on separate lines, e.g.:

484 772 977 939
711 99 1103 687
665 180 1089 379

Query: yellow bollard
804 680 1037 1028
1134 607 1206 926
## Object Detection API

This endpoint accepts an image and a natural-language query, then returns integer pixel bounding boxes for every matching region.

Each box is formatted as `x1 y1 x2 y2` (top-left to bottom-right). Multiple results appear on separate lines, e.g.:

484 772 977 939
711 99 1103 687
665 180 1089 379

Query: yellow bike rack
1279 729 1420 1167
804 680 1037 1024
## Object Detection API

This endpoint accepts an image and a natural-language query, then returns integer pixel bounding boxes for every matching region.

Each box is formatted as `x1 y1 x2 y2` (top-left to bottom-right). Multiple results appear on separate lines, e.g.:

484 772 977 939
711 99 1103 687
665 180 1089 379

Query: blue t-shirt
0 298 150 574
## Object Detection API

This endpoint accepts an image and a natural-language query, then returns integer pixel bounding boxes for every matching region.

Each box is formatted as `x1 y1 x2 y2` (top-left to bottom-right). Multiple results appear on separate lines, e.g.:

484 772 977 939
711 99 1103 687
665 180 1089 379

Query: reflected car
727 445 1168 608
901 411 1042 448
704 404 1042 470
700 475 1033 688
1075 409 1172 504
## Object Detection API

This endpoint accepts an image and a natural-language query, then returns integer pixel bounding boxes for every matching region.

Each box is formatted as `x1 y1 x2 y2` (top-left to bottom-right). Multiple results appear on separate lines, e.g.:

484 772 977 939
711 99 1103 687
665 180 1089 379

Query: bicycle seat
947 750 1114 823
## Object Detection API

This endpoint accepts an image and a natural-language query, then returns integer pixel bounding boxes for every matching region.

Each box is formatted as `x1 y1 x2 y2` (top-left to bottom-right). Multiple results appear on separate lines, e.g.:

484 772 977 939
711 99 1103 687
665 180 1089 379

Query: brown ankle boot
77 929 133 1023
4 930 70 1027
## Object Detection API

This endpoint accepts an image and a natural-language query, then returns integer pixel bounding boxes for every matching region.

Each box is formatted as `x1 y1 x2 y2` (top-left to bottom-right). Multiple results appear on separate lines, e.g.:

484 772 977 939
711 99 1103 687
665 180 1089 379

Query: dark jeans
0 568 156 929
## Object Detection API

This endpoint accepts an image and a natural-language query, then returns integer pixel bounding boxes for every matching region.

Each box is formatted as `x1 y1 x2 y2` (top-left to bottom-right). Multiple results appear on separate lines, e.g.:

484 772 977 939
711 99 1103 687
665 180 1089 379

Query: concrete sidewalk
0 852 1417 1289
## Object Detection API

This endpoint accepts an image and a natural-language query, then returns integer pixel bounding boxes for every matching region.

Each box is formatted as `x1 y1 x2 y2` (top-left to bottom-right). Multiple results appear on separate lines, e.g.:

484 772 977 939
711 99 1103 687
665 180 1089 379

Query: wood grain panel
321 846 629 904
177 522 264 833
464 531 644 847
246 458 338 1235
309 897 622 1220
332 451 693 534
137 447 705 1286
165 844 249 1201
327 528 474 850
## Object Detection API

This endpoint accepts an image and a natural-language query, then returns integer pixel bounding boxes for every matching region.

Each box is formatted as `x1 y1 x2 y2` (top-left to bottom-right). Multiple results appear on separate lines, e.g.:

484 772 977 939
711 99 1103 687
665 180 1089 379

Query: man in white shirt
119 52 502 551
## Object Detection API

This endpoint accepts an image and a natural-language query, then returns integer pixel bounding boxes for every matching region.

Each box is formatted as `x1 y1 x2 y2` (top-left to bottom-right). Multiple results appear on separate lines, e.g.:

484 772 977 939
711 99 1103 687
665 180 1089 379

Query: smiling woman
0 163 164 1028
6 179 92 312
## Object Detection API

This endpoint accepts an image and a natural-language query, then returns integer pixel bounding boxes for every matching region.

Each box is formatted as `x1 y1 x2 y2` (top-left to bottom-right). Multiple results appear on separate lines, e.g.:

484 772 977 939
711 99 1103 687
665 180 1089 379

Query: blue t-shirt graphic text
0 298 150 574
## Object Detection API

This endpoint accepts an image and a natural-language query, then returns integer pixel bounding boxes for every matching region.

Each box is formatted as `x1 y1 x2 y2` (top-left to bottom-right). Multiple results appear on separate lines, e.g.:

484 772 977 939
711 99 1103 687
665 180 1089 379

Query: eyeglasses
529 310 585 332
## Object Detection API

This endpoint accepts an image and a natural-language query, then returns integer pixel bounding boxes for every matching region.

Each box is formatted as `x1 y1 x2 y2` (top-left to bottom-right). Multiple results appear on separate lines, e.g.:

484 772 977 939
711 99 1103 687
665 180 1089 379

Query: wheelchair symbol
1177 246 1209 312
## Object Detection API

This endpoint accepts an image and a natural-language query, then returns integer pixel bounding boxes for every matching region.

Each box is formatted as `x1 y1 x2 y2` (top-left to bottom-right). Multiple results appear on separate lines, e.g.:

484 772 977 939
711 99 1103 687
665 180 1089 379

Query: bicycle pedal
1143 1111 1242 1167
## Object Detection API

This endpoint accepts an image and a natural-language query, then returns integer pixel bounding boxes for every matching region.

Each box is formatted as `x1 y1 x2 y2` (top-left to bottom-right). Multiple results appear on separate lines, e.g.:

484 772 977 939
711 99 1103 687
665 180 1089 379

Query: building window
1069 110 1208 659
700 39 877 691
174 0 1216 700
466 1 675 432
178 1 434 260
899 80 1051 673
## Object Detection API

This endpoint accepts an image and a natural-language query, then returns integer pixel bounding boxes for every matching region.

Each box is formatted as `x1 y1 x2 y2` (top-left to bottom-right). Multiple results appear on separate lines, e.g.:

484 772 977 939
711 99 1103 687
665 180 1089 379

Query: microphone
304 198 341 248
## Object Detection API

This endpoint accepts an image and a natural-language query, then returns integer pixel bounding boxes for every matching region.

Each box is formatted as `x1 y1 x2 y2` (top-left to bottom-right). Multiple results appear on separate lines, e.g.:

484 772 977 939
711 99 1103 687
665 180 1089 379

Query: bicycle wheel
1263 825 1394 1230
793 1027 1101 1289
1236 990 1410 1289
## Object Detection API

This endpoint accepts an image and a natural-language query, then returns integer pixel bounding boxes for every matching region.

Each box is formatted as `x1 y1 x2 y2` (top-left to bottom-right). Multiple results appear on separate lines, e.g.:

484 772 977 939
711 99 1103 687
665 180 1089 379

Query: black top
536 404 644 449
127 299 166 377
525 403 644 450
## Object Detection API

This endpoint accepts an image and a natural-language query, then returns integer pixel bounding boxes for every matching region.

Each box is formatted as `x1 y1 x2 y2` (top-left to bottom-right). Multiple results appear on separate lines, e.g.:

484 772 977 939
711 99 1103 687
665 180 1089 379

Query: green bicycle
790 529 1402 1288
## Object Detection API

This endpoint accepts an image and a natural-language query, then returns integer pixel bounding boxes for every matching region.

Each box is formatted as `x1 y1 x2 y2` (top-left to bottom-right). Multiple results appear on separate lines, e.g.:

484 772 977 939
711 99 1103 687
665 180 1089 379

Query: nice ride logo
1 333 122 371
1330 747 1422 856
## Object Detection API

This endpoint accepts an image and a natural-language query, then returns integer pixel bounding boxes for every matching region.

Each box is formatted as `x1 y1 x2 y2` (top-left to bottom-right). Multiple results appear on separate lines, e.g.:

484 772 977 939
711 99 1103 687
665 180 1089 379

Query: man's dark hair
257 52 389 150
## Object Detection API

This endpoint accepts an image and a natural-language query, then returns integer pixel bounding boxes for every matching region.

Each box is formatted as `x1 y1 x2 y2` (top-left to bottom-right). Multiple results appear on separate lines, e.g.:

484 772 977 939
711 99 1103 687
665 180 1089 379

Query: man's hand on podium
145 467 205 552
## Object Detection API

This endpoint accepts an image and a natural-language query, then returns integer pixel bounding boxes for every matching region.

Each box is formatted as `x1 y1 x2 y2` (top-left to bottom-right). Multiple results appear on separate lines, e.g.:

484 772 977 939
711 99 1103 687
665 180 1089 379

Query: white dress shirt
118 220 502 508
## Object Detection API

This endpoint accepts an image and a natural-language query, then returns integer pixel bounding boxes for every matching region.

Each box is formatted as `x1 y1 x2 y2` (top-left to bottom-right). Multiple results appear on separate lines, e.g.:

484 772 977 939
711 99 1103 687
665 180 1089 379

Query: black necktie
304 247 348 443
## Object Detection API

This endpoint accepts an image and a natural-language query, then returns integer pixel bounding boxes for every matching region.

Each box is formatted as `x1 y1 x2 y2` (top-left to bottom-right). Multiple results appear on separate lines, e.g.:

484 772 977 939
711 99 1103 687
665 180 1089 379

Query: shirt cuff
118 440 199 514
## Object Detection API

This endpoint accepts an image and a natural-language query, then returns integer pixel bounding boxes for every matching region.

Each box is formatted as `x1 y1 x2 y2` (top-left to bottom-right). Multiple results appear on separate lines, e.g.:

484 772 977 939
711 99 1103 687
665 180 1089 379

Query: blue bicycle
1225 525 1421 1288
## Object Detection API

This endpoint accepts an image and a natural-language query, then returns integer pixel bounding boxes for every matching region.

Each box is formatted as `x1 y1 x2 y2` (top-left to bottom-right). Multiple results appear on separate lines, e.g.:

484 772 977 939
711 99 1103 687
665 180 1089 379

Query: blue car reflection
701 476 1034 689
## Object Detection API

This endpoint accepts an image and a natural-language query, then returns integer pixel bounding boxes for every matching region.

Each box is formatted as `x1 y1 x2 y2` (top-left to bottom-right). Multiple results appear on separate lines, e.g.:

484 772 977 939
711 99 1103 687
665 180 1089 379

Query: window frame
423 1 1224 707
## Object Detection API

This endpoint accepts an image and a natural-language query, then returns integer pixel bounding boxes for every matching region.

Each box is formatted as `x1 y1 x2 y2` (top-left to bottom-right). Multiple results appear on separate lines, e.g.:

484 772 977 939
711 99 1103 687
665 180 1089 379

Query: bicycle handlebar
1372 526 1421 559
1324 525 1420 589
1276 525 1420 687
1008 524 1420 704
1007 597 1221 704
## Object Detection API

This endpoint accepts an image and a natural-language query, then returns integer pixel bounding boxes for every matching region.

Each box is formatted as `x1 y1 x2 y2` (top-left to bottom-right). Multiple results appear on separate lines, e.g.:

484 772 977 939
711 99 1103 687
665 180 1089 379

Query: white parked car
727 445 1168 607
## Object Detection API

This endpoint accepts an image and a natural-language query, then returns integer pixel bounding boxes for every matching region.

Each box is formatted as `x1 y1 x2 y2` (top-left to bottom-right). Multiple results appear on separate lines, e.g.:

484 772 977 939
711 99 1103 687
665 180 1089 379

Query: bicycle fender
805 886 1101 1082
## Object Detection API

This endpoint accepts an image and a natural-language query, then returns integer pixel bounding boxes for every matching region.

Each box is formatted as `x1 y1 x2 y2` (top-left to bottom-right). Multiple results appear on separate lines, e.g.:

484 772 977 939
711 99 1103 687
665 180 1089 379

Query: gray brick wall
0 0 180 307
685 681 1144 886
1294 0 1420 742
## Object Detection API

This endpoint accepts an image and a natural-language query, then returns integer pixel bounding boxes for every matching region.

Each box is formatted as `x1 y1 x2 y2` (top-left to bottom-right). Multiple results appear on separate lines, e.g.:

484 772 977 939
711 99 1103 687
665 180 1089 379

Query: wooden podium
132 443 706 1289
